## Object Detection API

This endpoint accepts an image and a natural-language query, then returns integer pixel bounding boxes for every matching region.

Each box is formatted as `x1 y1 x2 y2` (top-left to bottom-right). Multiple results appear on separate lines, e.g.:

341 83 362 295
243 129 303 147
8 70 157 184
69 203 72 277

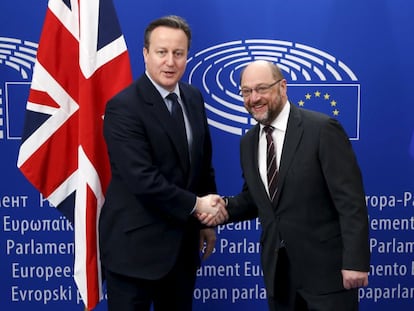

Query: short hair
269 62 284 80
144 15 192 51
239 61 285 84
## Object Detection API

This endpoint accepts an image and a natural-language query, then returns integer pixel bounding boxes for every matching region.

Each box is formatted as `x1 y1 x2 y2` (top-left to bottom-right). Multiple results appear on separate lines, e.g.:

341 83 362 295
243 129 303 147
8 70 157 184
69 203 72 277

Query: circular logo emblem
185 39 359 137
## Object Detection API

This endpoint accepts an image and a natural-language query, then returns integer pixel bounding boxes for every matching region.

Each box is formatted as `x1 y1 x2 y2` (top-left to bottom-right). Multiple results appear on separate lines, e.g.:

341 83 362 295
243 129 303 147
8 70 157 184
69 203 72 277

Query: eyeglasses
240 79 283 98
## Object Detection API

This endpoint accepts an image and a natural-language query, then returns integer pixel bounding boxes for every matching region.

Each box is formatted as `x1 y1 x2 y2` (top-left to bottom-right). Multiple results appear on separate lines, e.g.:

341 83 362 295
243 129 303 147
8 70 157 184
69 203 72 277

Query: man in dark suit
99 15 226 311
202 60 370 310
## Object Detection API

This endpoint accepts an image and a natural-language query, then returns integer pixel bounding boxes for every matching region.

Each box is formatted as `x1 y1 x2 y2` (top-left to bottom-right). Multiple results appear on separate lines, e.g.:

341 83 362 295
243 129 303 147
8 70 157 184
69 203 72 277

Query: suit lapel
179 87 198 181
139 76 190 177
273 103 303 207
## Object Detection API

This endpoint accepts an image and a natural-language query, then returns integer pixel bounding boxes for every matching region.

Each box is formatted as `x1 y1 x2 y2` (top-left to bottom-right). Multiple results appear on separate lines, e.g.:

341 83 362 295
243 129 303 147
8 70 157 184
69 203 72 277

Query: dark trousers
105 256 197 311
269 248 359 311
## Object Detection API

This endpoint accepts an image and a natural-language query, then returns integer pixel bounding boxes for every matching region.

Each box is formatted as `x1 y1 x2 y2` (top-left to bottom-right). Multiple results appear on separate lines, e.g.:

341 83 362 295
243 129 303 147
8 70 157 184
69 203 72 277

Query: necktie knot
167 92 178 102
264 125 274 135
167 93 185 121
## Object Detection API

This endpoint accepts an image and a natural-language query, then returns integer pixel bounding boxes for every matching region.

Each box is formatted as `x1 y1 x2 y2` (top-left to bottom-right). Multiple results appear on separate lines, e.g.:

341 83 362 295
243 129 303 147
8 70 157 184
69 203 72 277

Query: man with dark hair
99 15 226 311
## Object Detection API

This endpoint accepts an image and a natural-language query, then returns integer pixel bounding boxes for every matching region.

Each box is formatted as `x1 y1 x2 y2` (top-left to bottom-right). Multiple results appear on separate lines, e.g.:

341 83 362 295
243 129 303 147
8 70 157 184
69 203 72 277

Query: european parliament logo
185 39 361 140
0 36 37 140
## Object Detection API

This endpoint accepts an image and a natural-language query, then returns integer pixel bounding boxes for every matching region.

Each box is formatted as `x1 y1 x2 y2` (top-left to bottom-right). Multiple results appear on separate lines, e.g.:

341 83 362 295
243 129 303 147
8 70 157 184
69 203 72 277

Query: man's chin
160 77 179 90
251 112 268 125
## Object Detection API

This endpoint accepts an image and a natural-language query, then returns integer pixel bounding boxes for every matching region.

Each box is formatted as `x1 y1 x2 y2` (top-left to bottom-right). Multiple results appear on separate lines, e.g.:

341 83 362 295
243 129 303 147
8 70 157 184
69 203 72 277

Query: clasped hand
195 194 228 226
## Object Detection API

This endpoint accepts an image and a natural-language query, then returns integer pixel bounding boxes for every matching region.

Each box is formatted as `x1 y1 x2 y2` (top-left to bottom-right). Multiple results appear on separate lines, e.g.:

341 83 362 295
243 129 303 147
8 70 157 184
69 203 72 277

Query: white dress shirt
258 101 290 197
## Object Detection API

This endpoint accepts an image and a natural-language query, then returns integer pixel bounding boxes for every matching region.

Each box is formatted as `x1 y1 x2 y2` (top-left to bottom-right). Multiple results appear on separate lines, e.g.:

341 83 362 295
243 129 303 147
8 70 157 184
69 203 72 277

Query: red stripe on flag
86 186 99 308
79 52 133 192
27 89 60 108
38 9 80 101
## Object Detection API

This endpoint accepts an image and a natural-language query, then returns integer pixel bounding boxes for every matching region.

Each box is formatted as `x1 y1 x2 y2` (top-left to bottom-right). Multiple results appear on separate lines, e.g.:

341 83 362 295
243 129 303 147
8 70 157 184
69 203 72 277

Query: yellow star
333 109 340 116
298 100 305 106
324 93 330 100
330 100 337 107
314 91 321 97
305 93 311 100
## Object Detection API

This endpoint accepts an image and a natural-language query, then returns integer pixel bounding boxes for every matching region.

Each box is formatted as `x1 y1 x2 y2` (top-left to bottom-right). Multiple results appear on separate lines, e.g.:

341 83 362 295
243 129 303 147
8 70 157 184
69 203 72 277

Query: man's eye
256 87 267 93
241 89 252 96
157 50 166 56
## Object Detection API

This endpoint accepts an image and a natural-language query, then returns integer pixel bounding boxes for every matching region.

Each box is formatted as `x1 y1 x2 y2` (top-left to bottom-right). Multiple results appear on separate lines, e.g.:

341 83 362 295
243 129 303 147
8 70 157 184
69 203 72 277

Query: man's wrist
191 196 200 215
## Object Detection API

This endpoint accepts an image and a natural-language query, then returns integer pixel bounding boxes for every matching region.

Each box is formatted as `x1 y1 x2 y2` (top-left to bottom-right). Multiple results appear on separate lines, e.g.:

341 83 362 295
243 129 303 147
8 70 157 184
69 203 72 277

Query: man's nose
249 89 262 101
165 52 174 65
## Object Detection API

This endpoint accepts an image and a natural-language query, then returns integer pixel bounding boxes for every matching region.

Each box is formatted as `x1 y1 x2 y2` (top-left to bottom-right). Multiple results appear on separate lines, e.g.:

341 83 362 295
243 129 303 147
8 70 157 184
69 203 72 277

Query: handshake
195 194 228 226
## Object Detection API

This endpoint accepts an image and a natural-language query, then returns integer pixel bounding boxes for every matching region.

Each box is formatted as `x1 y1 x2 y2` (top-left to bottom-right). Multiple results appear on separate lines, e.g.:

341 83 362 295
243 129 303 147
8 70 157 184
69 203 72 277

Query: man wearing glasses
202 60 370 310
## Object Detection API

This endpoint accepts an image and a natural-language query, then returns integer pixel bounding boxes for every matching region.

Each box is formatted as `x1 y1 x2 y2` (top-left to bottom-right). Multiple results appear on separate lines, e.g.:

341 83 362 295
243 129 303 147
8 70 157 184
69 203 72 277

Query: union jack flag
16 0 132 309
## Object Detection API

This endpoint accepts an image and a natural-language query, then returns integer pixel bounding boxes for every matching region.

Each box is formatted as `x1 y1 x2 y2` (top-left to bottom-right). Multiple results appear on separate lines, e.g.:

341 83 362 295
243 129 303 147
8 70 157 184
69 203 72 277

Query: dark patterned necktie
167 93 187 141
167 93 189 168
264 125 278 201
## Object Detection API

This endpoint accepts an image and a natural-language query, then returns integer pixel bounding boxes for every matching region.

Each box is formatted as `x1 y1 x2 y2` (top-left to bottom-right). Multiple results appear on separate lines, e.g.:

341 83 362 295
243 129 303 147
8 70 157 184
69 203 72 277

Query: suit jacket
99 74 216 280
227 103 370 297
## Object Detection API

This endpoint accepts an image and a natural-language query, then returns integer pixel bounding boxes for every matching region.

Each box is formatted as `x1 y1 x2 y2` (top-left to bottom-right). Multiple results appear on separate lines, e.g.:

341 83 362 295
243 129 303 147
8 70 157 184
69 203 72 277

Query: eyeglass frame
239 78 283 98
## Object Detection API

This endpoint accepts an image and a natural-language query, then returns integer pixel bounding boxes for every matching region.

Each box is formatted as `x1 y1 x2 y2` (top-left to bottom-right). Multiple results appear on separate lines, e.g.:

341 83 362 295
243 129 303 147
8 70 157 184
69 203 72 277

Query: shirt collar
145 71 181 99
260 100 290 134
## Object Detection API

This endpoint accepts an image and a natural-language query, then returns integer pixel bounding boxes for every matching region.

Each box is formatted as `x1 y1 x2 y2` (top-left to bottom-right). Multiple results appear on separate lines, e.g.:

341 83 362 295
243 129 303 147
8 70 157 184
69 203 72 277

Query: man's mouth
251 103 265 111
163 70 175 77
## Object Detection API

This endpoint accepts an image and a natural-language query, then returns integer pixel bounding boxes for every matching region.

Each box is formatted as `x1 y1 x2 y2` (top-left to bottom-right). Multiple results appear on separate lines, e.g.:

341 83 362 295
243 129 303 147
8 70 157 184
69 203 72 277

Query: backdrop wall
1 0 413 310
